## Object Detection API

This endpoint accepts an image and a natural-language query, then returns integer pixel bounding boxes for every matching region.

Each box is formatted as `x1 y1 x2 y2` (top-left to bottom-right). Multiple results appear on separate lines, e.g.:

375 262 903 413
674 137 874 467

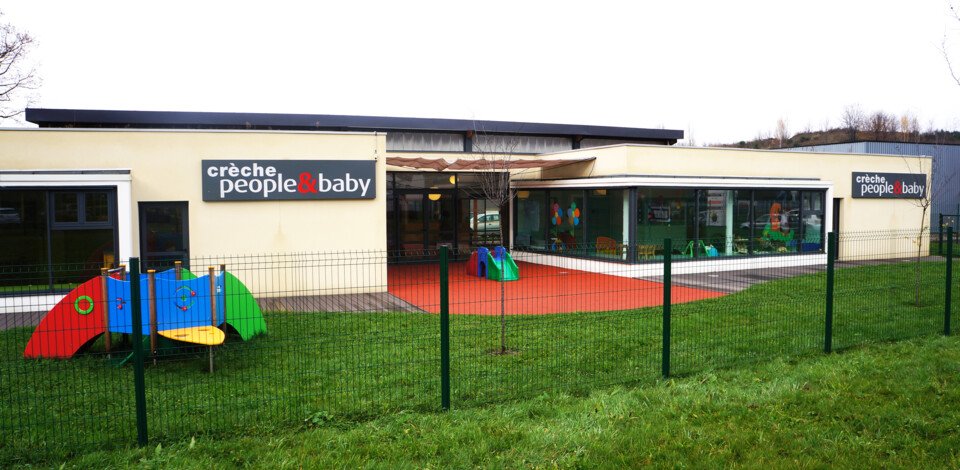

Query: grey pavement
642 255 943 294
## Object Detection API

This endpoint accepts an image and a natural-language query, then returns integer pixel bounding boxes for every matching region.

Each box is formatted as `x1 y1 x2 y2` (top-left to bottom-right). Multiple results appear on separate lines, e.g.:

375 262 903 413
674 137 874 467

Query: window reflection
586 189 626 260
53 192 79 224
752 190 800 255
801 192 824 252
549 190 585 254
85 192 109 222
513 187 826 262
1 189 117 289
637 188 695 259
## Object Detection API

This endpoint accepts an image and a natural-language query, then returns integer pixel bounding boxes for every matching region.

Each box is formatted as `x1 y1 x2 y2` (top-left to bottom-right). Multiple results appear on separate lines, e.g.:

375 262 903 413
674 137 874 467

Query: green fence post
439 246 451 410
662 238 672 378
939 214 944 256
129 258 149 446
825 232 836 354
946 227 953 336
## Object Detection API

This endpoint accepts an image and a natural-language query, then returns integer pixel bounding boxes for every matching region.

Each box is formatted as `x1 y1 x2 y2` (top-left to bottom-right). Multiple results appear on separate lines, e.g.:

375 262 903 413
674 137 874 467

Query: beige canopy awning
386 156 595 171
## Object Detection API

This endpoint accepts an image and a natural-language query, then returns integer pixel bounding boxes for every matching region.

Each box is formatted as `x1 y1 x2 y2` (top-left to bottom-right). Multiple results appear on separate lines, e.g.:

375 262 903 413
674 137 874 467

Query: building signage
202 160 376 201
852 172 926 199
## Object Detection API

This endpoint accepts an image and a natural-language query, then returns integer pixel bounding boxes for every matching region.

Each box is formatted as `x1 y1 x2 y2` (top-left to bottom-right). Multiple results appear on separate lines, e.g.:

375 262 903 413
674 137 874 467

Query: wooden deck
257 292 425 313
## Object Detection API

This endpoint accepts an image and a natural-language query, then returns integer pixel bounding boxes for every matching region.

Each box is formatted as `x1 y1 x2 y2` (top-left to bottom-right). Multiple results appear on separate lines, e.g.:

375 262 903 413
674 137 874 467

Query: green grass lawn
0 259 957 466
28 336 960 469
930 240 960 257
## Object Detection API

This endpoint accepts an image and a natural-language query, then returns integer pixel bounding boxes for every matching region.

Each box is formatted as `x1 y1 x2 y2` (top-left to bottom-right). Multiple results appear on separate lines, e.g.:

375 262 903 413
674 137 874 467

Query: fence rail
0 230 956 464
938 213 960 255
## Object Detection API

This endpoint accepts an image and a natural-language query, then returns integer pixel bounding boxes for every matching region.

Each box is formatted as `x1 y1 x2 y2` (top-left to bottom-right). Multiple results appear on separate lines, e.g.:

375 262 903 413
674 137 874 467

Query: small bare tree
902 148 956 306
942 3 960 88
470 130 521 247
0 11 39 122
468 125 522 354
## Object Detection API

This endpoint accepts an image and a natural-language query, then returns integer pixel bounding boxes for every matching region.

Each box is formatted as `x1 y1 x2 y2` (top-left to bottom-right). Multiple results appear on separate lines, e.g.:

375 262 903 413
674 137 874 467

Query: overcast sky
3 1 959 144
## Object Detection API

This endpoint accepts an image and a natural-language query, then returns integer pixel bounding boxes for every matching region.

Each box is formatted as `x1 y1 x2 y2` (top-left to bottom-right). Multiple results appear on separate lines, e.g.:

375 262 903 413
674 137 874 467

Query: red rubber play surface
388 261 725 315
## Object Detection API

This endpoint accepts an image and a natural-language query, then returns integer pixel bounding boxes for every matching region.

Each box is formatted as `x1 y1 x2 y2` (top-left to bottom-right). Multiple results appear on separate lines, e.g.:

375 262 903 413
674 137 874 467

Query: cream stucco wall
1 130 934 296
0 129 388 295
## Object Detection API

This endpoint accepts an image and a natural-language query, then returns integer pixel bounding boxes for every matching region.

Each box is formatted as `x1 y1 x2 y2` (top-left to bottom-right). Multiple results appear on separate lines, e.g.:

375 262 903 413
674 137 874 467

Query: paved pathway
659 264 826 294
645 255 944 294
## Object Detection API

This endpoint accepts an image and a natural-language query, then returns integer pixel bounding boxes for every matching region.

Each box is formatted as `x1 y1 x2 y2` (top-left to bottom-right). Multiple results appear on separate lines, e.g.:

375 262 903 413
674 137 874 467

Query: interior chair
595 236 620 256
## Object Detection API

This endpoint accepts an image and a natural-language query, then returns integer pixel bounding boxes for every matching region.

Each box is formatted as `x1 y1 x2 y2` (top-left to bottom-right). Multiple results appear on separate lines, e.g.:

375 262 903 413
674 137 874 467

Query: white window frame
0 170 133 261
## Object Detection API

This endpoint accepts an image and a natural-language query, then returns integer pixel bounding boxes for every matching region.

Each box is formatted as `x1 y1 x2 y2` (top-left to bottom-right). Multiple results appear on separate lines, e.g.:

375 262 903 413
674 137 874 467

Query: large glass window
50 229 115 269
85 192 110 223
387 186 396 252
0 190 48 286
139 202 189 270
511 186 826 262
697 189 748 257
459 197 500 249
548 190 585 255
586 189 627 259
394 172 456 190
734 191 753 255
514 190 546 250
800 191 824 252
0 189 117 290
637 188 696 260
51 191 113 228
751 190 801 255
386 172 510 259
53 192 79 224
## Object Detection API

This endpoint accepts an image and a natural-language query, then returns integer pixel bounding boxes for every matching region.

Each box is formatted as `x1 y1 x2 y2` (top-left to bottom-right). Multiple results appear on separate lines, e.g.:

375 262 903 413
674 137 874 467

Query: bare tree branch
942 35 960 88
0 11 40 122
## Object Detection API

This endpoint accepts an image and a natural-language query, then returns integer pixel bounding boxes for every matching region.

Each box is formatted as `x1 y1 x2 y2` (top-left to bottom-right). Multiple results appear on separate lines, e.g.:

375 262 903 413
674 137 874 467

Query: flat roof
25 108 684 142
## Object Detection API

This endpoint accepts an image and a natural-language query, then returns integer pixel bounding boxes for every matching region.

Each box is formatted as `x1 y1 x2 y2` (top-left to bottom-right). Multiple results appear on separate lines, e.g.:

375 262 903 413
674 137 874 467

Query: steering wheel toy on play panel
24 261 267 368
466 246 520 281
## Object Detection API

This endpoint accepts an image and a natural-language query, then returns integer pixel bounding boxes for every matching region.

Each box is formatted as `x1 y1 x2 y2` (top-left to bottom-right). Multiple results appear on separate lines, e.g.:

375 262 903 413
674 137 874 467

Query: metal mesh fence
833 230 946 349
144 251 442 442
0 261 139 458
669 235 828 375
451 244 665 407
0 231 955 463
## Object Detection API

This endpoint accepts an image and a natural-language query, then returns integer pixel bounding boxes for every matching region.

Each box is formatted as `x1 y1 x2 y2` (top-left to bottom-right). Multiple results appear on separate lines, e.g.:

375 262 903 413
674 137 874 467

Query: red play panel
388 261 724 315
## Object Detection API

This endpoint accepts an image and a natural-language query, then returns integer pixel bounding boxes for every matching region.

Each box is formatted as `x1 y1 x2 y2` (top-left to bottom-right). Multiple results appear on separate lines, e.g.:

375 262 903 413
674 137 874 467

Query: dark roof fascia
25 108 683 141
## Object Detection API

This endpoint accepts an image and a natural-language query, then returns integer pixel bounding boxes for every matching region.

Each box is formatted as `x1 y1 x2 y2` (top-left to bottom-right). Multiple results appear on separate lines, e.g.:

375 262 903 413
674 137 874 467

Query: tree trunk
915 207 929 307
914 253 922 307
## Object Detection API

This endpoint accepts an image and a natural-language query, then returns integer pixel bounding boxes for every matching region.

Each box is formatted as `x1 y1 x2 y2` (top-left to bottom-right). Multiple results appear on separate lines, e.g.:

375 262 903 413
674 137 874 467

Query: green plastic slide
180 268 267 340
486 250 519 281
223 271 267 340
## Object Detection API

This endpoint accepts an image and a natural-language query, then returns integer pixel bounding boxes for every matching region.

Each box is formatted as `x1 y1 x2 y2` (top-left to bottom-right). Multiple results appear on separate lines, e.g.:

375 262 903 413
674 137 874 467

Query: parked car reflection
0 207 21 224
739 209 800 232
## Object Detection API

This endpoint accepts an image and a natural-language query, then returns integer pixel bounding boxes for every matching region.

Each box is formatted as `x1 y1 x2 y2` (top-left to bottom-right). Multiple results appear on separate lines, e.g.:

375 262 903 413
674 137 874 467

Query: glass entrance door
139 201 190 270
428 192 456 251
398 193 425 252
396 191 455 253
